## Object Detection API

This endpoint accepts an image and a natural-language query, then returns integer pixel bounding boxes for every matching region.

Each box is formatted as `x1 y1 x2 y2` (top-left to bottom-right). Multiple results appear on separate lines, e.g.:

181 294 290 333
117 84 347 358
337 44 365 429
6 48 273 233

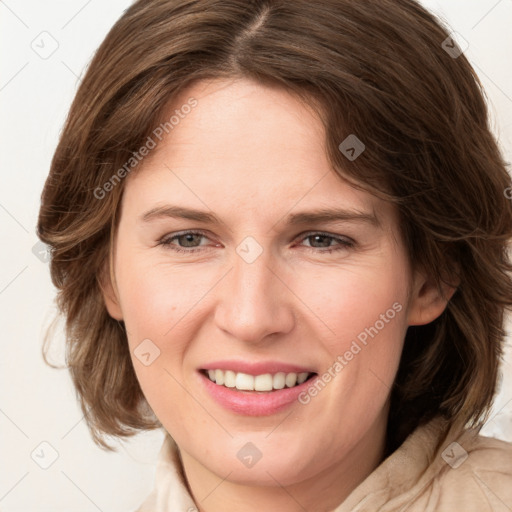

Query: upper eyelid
159 229 215 243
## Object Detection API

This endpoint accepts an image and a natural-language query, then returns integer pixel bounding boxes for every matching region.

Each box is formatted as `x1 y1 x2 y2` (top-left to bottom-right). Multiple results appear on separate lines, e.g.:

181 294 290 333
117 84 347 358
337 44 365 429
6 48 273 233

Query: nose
213 244 295 345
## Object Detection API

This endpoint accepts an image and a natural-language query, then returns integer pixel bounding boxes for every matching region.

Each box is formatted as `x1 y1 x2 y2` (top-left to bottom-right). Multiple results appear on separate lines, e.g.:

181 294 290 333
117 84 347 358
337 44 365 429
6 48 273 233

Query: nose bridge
214 238 294 342
234 245 274 303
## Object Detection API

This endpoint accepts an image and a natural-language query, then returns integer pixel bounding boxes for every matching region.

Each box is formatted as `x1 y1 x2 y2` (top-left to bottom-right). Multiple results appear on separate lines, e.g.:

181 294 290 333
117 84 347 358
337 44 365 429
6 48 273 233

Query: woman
38 0 512 510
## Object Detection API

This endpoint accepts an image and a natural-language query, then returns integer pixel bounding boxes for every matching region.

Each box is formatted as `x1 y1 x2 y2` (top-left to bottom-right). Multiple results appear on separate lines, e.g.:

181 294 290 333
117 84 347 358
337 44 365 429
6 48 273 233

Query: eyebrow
140 205 380 228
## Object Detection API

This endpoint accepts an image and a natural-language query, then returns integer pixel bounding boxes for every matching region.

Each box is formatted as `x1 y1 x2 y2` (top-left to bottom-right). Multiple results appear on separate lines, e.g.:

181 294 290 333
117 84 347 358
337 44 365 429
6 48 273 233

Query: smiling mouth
200 369 317 392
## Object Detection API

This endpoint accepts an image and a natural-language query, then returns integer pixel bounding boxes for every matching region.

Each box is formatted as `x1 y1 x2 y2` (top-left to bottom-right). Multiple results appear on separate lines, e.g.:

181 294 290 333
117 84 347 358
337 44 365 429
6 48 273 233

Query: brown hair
38 0 512 452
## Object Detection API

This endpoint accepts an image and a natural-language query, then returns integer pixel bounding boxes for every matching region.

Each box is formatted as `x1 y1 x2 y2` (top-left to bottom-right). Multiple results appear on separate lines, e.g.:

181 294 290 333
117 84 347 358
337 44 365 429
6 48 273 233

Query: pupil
312 235 330 248
182 234 200 247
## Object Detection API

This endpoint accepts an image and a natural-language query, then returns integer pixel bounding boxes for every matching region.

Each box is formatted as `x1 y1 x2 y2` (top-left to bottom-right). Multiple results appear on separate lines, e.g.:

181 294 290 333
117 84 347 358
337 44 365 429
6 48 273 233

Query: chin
194 435 318 487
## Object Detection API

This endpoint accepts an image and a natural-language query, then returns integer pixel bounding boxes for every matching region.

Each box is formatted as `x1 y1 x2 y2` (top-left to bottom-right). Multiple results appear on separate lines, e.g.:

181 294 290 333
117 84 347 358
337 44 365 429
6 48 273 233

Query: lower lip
198 371 317 416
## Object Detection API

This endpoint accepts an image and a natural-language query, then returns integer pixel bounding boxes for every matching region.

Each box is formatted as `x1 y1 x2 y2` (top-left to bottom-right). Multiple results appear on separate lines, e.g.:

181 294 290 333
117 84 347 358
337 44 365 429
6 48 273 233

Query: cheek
114 253 219 416
116 259 202 425
115 252 206 344
293 259 409 352
294 256 409 417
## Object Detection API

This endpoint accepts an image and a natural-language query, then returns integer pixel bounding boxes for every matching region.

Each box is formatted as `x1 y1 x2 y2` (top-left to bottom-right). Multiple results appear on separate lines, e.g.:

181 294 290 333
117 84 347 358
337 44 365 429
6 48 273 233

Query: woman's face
105 78 443 488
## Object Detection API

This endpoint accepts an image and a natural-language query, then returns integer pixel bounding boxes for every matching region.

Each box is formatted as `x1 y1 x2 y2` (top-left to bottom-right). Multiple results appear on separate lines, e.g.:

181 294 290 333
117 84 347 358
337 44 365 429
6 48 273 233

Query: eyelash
158 230 356 254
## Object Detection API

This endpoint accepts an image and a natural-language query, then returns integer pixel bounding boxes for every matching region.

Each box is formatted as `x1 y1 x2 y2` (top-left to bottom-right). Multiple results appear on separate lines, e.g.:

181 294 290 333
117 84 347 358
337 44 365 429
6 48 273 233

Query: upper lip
200 360 316 375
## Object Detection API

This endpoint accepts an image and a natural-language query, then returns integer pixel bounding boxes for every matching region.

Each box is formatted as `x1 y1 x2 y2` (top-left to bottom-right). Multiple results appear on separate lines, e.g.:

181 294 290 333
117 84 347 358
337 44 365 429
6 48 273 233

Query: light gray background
1 1 511 510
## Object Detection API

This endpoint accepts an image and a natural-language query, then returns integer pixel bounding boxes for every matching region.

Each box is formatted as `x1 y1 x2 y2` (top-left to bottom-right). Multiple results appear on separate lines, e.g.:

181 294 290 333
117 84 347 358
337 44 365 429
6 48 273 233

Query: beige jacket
136 417 512 511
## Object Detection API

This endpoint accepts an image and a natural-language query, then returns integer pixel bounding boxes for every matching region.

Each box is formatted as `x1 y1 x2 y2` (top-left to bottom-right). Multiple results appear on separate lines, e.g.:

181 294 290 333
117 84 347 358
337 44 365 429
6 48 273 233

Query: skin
102 77 455 512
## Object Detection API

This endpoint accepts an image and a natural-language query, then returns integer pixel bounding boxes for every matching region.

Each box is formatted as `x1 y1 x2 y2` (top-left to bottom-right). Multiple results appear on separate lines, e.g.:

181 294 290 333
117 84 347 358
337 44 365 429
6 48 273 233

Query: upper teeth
206 369 310 391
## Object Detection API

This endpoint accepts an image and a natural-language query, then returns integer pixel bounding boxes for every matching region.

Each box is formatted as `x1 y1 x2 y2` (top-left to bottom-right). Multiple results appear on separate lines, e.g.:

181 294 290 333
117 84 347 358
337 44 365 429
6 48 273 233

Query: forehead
161 77 327 170
123 77 399 233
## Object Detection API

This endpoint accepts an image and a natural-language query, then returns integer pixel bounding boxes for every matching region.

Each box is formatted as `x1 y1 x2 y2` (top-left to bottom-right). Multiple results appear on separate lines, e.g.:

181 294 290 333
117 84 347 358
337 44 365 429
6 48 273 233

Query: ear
98 261 124 321
407 267 458 326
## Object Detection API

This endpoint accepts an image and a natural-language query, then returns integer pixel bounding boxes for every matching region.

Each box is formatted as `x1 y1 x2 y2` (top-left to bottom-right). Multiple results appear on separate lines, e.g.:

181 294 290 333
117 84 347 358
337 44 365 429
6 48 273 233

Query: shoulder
434 431 512 511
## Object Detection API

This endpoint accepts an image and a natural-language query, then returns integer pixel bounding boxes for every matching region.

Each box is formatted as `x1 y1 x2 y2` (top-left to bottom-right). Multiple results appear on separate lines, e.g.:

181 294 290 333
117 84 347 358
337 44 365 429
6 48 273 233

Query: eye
158 230 355 255
158 230 213 253
297 232 355 253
